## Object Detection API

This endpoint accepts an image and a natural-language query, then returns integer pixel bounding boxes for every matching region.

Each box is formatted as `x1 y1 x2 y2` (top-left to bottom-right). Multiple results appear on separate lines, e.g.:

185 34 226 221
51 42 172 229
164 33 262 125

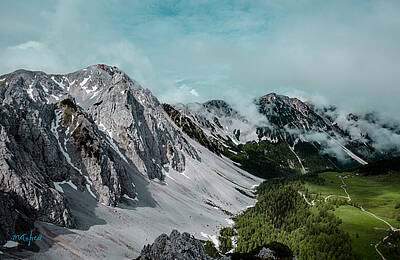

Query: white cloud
8 41 45 51
0 0 399 121
190 89 199 97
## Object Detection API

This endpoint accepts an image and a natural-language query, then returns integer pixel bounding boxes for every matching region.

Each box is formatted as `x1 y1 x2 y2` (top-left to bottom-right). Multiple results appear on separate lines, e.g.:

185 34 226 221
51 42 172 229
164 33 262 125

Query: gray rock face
0 192 18 245
0 75 76 229
257 247 277 259
0 64 198 244
0 192 35 246
138 230 213 260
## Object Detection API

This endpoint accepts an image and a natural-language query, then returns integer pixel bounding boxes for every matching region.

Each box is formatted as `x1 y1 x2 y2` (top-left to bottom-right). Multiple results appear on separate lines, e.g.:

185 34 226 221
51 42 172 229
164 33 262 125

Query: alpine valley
1 65 399 259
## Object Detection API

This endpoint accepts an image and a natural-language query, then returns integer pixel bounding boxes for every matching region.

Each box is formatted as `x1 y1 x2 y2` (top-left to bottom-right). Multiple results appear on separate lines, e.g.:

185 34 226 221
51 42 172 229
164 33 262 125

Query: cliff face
0 64 198 244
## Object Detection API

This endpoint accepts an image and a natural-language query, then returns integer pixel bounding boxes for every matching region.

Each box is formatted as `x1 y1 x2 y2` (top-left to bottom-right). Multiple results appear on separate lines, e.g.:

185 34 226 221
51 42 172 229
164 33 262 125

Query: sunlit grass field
305 171 400 259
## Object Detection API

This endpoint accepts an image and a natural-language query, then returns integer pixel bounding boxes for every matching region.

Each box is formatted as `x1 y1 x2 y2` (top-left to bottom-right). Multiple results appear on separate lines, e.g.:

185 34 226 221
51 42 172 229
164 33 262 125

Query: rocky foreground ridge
137 230 295 260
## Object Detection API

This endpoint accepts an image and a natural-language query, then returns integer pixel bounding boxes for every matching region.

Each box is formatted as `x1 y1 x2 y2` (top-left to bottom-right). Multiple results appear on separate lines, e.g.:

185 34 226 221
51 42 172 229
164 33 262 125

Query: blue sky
1 0 400 118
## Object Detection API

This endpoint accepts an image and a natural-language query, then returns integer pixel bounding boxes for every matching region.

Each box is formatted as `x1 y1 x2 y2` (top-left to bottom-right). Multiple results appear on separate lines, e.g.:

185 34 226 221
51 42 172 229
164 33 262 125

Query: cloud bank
1 0 399 120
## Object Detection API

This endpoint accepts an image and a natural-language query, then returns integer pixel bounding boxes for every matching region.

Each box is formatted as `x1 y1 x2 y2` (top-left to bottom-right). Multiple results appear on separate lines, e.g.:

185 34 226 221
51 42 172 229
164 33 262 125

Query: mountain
0 64 197 226
0 65 261 259
1 64 399 258
164 93 400 178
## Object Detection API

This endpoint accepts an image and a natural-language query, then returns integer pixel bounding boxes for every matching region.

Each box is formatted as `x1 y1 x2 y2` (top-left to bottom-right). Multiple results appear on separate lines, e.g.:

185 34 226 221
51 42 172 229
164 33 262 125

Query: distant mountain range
166 91 400 178
0 64 399 258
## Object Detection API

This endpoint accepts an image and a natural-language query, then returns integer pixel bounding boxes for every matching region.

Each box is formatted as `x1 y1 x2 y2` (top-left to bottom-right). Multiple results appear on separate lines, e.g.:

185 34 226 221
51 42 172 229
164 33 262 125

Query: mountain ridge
1 64 400 258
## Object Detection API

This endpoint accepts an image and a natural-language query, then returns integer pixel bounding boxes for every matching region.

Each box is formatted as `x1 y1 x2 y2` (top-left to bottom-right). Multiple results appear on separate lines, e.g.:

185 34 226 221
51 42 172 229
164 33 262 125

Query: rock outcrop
136 230 296 260
137 230 213 260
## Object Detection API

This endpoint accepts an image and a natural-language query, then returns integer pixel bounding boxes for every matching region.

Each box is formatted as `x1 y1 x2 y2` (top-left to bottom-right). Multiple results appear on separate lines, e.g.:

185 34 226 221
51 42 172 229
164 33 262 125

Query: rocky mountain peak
258 93 312 116
203 100 238 118
260 92 278 100
0 65 200 244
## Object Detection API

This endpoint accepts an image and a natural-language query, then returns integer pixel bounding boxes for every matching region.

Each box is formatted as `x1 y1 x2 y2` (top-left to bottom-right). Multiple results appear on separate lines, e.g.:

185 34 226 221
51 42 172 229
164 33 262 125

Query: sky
1 0 400 120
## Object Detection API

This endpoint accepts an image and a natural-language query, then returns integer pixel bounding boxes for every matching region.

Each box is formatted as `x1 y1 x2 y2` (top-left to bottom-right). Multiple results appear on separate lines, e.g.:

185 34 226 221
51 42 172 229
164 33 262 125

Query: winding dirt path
360 207 400 232
298 191 315 206
339 177 351 202
324 194 349 202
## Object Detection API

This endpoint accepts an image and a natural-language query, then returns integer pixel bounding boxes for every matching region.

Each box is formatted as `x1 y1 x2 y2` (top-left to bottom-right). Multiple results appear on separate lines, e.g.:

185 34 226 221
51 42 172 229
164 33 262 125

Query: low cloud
302 131 351 164
1 0 399 122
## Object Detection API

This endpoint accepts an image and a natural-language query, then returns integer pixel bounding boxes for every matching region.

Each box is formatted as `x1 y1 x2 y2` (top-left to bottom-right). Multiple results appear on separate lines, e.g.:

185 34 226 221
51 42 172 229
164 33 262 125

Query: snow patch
181 171 191 180
201 232 219 249
123 194 139 202
152 178 168 185
106 135 128 163
27 82 35 100
84 176 96 198
80 76 91 87
164 170 176 181
97 121 129 163
86 84 98 94
228 149 237 154
97 122 106 131
251 184 259 190
40 82 49 93
3 240 18 248
51 111 84 175
51 94 60 101
51 76 65 89
225 218 235 226
53 180 78 193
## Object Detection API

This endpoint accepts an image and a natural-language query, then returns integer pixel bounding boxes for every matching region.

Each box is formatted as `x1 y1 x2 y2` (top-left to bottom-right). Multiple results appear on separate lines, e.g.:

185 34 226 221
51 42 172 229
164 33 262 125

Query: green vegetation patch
334 205 388 259
379 231 400 260
60 98 80 125
223 140 299 179
305 170 400 259
72 123 100 160
307 172 400 223
203 240 221 258
219 227 236 254
233 177 355 259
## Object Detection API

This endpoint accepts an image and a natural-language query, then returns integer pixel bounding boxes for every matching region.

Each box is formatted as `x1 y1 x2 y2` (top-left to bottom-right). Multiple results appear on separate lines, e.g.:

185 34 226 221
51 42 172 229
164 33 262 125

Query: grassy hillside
214 165 400 259
223 140 333 179
227 176 356 259
305 171 400 259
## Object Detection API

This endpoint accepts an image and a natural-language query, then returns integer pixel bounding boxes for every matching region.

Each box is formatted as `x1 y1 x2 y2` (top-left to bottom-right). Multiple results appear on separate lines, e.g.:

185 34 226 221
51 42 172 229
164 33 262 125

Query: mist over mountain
1 1 399 258
1 64 400 258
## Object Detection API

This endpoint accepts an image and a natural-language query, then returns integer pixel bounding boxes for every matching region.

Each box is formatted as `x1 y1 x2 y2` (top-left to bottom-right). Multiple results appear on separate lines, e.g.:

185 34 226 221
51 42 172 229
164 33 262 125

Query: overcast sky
1 0 399 119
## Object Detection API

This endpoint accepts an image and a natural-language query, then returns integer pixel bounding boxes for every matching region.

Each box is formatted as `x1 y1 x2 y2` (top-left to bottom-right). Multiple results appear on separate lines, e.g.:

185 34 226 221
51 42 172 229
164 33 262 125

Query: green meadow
305 171 400 259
